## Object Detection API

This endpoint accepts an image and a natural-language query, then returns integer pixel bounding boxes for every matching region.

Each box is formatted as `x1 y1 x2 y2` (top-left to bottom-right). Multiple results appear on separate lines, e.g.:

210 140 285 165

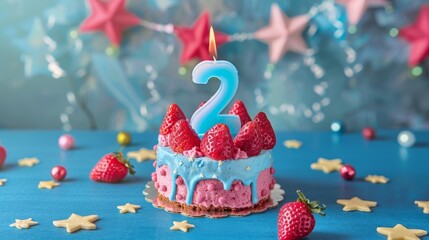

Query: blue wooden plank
0 130 428 239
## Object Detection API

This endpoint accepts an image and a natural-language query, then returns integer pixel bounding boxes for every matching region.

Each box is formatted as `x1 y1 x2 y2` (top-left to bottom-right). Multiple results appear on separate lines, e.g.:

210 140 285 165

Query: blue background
1 0 429 131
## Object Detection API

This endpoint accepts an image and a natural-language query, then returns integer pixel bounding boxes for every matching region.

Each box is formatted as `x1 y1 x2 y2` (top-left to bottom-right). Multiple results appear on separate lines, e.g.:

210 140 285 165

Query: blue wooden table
0 130 428 240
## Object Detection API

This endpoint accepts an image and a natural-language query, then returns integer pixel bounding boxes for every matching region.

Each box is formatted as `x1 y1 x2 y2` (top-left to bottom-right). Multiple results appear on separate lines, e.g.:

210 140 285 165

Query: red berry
229 100 252 127
200 124 234 160
159 104 186 135
90 153 135 183
51 166 67 181
169 120 201 153
278 191 325 240
340 164 356 181
0 145 6 169
362 127 376 140
254 112 276 149
233 121 263 157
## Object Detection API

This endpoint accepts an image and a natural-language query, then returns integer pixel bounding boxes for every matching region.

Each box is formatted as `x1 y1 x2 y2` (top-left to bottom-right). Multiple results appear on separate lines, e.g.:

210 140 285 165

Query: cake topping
228 100 252 127
53 213 98 233
160 103 186 135
170 120 201 153
254 112 276 149
200 124 234 160
117 203 141 214
233 147 248 160
170 220 195 233
336 197 377 212
233 121 263 157
183 146 204 159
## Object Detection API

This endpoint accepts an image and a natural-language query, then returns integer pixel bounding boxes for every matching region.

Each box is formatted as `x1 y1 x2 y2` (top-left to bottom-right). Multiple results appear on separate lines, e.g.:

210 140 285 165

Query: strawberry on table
169 119 201 153
254 112 276 149
278 190 326 240
0 145 6 169
229 100 252 127
90 152 135 183
233 121 263 157
160 104 186 135
200 124 234 160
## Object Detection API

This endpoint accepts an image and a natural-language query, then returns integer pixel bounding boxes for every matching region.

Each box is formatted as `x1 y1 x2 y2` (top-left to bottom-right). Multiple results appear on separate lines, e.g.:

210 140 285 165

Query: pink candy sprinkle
160 169 166 176
195 194 204 203
151 172 157 181
175 177 184 185
154 182 160 189
152 160 157 168
218 197 226 204
207 183 215 191
160 185 167 192
176 194 184 200
261 189 268 196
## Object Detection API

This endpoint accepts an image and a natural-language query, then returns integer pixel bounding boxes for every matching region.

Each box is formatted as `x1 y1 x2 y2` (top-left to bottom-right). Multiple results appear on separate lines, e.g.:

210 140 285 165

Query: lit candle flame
209 26 217 60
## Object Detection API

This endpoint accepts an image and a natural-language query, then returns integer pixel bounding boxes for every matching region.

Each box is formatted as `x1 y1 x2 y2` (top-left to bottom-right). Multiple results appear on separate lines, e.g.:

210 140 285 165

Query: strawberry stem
296 190 326 216
114 152 136 175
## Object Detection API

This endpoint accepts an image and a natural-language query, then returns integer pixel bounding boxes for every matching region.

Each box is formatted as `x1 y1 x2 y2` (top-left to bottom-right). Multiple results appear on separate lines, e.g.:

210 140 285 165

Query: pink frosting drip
183 146 204 158
233 147 249 159
153 165 274 209
158 134 169 147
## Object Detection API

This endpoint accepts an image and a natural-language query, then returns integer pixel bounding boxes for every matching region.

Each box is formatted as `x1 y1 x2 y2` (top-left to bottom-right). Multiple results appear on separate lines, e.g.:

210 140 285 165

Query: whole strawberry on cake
149 100 280 217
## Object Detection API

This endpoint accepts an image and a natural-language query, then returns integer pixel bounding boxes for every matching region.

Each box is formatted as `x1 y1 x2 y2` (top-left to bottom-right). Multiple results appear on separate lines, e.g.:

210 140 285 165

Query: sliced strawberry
228 100 252 127
233 121 263 157
159 104 186 135
200 124 234 160
169 119 201 153
254 112 276 149
90 152 135 183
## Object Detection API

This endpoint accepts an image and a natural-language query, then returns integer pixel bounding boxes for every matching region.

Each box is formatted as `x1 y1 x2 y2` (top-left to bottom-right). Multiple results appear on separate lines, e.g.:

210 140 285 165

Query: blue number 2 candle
190 27 241 136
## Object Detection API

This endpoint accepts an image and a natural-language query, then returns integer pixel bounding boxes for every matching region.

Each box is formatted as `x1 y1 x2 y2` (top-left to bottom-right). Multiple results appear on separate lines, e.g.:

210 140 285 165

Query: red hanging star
174 12 229 64
399 5 429 66
80 0 141 46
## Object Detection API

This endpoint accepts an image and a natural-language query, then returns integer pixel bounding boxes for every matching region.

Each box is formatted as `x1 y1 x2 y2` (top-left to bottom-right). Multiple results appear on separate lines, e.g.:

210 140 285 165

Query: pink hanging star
254 4 309 64
80 0 141 46
174 12 229 65
336 0 388 25
399 5 429 66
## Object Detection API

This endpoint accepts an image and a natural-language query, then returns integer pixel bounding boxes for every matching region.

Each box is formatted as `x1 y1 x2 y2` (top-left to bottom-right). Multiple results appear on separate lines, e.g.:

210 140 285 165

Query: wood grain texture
0 130 428 240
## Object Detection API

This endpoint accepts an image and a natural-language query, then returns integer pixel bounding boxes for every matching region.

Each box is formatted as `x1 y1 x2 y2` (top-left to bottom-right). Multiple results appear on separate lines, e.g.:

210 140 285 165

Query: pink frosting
153 165 274 209
183 146 204 158
233 147 249 159
158 134 169 147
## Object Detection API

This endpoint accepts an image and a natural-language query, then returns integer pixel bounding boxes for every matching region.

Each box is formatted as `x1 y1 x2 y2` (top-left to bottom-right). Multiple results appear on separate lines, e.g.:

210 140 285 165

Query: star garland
79 0 395 65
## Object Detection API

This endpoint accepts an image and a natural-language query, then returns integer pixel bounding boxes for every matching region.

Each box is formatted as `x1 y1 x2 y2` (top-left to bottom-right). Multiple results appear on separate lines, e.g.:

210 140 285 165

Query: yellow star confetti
336 197 377 212
365 175 389 184
415 201 429 214
283 140 303 149
38 180 60 189
9 218 38 229
117 203 141 214
18 157 39 167
53 213 98 233
310 158 343 173
170 220 195 233
127 148 156 163
377 224 427 240
0 178 7 186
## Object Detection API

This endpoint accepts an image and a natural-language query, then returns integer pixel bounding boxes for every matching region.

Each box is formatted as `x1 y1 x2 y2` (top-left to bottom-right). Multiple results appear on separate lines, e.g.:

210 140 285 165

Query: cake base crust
144 181 285 218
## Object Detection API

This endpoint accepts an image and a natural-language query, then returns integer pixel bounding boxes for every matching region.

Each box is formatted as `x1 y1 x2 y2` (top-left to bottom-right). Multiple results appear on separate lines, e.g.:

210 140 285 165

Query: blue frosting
156 145 273 205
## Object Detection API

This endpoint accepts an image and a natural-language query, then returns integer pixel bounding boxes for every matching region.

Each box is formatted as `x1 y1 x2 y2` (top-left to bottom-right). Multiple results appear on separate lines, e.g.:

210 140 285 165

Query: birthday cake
151 101 277 214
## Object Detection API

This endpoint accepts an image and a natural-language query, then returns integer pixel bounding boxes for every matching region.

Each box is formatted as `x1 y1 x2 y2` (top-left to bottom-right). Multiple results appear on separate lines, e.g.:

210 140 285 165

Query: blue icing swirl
156 145 273 205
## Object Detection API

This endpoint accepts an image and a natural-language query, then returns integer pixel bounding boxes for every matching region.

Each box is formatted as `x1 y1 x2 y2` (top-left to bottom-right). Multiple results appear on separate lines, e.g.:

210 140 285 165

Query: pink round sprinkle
261 189 268 196
152 160 157 168
271 179 276 185
195 194 204 203
175 177 184 185
234 184 241 191
151 173 157 182
218 197 226 204
270 167 275 174
160 169 166 176
207 183 215 191
58 134 75 150
160 185 167 192
176 194 183 200
154 182 160 189
269 183 274 190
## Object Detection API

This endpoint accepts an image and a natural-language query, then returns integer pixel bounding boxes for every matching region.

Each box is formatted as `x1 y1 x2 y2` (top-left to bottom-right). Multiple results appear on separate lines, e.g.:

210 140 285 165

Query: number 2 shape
190 61 241 136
